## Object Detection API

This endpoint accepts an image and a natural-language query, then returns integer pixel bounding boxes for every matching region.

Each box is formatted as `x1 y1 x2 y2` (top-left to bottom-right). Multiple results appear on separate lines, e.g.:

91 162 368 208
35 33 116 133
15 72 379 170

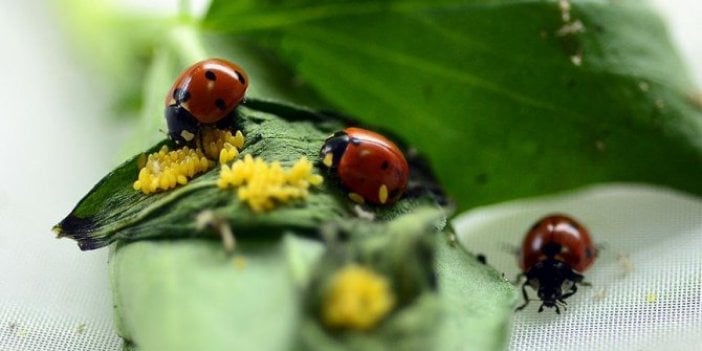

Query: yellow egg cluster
321 264 396 331
201 129 245 163
133 129 245 195
133 145 212 194
217 154 324 212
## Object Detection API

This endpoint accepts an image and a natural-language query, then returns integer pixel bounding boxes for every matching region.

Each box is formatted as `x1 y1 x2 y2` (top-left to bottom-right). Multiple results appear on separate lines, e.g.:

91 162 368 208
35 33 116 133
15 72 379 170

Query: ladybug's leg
560 282 579 300
512 272 525 285
515 281 531 311
572 271 592 286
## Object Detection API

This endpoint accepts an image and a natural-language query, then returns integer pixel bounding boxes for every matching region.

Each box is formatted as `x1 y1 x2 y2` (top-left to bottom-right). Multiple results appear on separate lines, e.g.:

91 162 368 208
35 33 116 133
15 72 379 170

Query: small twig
196 210 236 253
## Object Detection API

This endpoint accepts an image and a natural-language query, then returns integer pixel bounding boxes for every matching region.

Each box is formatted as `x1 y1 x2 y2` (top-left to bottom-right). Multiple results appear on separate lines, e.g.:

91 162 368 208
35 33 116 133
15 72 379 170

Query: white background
0 1 699 350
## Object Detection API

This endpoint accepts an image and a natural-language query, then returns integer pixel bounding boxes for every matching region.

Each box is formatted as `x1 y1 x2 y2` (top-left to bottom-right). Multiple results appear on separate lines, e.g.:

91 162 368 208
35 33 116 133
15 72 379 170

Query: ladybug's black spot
380 161 389 170
215 98 227 110
174 88 191 103
235 71 246 85
349 137 362 146
205 71 217 81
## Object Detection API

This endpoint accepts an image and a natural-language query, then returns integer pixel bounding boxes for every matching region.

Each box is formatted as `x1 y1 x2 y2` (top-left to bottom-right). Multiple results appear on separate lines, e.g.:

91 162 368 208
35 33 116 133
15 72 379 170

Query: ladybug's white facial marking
181 130 195 142
378 184 389 204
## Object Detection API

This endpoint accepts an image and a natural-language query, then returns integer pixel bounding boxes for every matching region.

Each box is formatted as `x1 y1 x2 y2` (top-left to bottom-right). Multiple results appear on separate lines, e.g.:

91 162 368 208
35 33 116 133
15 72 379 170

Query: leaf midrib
203 0 527 33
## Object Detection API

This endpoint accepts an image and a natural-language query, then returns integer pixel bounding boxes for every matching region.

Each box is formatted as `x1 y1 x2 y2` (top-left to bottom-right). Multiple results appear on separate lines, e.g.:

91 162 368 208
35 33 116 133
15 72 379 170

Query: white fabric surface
0 1 699 351
0 1 124 350
454 185 702 351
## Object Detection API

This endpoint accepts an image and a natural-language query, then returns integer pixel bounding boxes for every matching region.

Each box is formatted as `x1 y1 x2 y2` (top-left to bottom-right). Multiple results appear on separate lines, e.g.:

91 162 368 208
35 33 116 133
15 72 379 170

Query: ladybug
165 58 249 145
320 127 409 205
516 214 596 314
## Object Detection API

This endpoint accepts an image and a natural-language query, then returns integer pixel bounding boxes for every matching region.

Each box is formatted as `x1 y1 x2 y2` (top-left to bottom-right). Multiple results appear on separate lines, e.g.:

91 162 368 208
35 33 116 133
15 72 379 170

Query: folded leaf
54 99 445 250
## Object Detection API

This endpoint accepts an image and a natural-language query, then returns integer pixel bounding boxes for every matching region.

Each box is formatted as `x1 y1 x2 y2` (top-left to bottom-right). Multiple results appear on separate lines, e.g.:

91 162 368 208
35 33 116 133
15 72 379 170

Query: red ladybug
516 214 596 314
320 127 409 205
165 58 249 145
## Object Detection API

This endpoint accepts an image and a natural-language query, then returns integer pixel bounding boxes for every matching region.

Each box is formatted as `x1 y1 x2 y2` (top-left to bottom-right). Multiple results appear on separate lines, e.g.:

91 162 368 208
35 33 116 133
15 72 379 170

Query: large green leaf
110 210 514 351
203 0 702 212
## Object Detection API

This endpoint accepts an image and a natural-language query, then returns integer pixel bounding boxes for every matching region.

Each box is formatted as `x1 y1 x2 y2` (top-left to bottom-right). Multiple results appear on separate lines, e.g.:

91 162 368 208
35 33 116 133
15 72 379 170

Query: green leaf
109 209 514 351
203 0 702 212
110 235 321 351
53 99 444 250
435 236 514 351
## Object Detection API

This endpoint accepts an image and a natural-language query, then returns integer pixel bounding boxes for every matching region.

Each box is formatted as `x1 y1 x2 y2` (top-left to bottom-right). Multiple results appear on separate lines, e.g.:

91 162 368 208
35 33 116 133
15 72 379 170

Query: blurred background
0 0 699 350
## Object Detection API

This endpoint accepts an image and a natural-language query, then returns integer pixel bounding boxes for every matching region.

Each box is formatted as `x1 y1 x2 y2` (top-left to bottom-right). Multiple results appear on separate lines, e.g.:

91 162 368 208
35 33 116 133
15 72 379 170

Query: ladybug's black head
537 285 563 308
319 131 350 169
525 259 580 314
536 278 576 314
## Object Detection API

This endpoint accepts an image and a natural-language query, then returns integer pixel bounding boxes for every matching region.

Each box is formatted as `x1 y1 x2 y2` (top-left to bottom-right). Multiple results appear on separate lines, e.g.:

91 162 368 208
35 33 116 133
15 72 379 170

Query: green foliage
203 0 702 211
55 1 702 350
